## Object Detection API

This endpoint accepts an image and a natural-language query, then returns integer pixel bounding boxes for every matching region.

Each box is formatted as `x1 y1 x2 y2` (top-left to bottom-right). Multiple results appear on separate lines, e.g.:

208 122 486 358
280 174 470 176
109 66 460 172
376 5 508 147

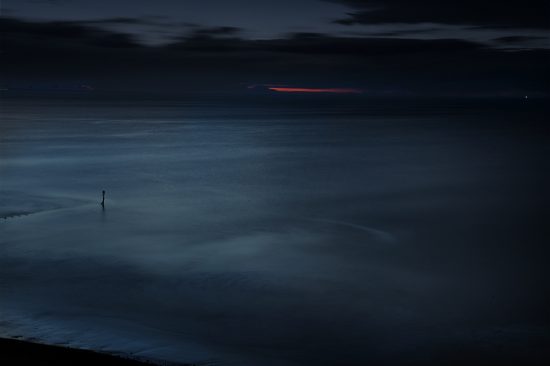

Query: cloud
25 0 69 3
78 16 170 26
493 35 548 44
1 16 548 96
328 0 550 29
261 32 483 55
348 27 443 37
0 16 138 48
192 26 243 37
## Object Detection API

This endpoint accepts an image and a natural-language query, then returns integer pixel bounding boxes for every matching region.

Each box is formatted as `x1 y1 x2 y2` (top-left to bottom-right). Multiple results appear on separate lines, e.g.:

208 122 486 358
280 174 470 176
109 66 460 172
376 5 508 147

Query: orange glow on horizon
268 87 362 94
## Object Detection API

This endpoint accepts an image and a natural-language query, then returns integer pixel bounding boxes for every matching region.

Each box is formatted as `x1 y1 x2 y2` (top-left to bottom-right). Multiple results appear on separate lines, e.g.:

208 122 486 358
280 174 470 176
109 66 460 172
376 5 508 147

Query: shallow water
1 97 548 365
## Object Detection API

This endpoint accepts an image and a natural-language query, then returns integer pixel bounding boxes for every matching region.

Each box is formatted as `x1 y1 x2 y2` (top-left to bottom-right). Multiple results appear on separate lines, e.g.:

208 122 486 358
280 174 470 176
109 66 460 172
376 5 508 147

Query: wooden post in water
101 190 105 208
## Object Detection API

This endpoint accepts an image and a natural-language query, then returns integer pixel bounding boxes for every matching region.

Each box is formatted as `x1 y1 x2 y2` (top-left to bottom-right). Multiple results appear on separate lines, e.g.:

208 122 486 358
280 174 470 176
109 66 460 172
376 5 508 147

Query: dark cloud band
328 0 550 29
1 16 549 96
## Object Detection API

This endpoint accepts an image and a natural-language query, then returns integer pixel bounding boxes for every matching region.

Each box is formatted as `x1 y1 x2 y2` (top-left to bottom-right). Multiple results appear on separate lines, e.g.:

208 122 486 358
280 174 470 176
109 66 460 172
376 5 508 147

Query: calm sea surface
1 96 548 365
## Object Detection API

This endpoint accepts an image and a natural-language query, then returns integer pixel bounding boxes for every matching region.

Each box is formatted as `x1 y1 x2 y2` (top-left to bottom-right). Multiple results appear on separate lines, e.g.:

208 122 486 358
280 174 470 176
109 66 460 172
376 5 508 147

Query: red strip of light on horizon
268 87 362 94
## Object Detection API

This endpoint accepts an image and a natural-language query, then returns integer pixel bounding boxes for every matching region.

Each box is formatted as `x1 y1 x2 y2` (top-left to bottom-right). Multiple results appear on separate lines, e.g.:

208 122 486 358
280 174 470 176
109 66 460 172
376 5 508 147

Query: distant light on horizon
268 87 362 94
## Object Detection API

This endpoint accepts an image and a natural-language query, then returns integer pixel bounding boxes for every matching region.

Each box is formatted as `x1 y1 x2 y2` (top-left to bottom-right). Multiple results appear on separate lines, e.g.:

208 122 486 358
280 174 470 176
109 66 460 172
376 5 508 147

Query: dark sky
1 0 549 96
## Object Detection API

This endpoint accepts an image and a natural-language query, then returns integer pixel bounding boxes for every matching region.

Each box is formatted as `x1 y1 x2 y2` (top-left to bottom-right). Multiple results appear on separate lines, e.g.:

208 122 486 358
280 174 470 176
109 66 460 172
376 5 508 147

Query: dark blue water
1 96 548 365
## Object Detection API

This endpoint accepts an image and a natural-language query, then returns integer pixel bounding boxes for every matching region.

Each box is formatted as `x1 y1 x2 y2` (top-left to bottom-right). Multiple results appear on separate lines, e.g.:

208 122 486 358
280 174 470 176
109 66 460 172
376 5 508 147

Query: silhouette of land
0 338 189 366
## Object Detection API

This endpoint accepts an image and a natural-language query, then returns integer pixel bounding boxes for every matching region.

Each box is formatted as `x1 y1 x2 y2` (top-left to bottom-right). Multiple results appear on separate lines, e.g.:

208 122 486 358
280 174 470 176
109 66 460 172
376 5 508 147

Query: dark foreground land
0 338 180 366
1 336 549 366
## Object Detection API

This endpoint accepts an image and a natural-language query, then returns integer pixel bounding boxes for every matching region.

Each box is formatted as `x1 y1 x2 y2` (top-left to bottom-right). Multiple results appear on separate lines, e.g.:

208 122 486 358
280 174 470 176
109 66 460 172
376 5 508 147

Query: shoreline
0 337 190 366
1 211 33 220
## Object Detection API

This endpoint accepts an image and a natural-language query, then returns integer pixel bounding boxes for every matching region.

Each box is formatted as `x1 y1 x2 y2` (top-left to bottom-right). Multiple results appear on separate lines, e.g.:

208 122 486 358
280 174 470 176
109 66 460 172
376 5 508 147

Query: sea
1 94 548 365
